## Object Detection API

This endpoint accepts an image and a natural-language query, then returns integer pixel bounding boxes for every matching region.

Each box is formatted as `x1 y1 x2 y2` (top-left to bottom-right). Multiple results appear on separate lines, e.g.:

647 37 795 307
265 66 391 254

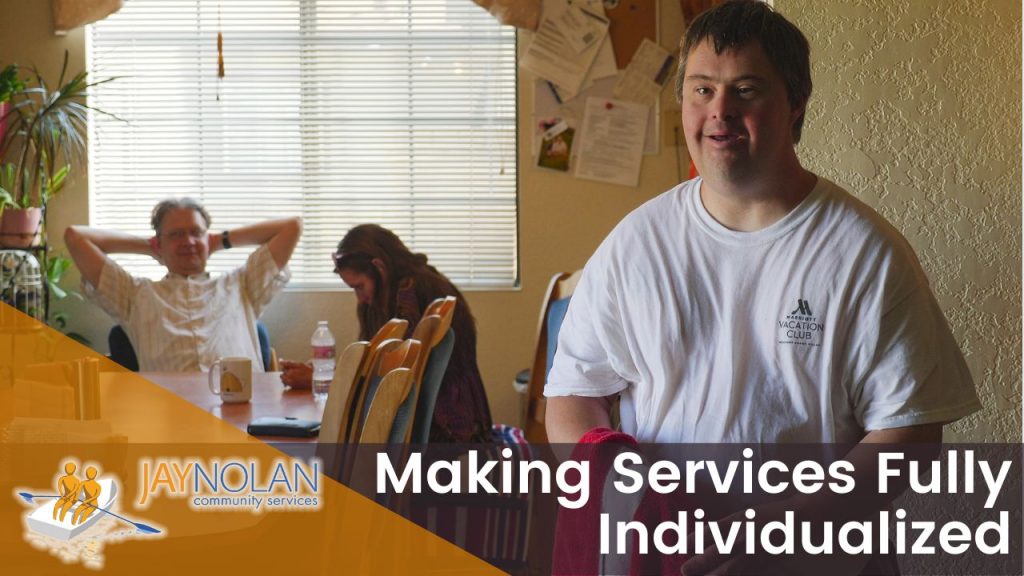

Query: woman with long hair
282 224 493 443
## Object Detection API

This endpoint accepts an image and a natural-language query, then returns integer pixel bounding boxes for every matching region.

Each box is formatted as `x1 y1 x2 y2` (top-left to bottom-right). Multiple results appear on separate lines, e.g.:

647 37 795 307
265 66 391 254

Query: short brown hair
675 0 812 143
150 198 211 235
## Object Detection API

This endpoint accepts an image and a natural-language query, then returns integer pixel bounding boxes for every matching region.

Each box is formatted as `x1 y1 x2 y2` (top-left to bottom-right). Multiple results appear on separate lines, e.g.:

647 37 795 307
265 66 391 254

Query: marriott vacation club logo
778 297 825 347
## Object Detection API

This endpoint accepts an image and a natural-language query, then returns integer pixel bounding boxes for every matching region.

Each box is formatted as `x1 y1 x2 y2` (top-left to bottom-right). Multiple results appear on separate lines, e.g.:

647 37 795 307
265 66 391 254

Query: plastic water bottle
311 321 336 401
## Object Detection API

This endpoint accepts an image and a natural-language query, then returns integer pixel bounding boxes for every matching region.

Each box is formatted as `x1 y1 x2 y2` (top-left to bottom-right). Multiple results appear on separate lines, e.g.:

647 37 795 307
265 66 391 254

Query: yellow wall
2 0 1019 440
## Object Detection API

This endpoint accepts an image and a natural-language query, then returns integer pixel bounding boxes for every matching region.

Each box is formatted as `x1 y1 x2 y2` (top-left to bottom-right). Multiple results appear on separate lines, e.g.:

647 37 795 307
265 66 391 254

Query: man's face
155 208 209 276
680 39 803 184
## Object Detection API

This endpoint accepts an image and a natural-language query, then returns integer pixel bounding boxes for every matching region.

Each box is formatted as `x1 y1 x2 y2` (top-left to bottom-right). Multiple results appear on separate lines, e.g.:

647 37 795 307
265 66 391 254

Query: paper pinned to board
613 38 676 105
553 2 604 54
521 0 609 98
574 0 617 82
574 97 650 187
537 119 575 172
532 75 659 159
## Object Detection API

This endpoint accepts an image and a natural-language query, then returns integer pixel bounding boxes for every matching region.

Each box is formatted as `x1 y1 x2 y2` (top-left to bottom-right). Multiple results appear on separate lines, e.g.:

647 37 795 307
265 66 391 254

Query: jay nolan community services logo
14 459 162 570
14 455 321 568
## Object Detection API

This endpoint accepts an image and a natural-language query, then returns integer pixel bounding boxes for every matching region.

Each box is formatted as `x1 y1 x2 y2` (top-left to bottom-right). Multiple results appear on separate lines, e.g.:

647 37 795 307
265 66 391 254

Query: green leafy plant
46 253 76 301
0 54 115 342
0 160 68 209
0 64 26 103
46 252 90 345
0 51 117 209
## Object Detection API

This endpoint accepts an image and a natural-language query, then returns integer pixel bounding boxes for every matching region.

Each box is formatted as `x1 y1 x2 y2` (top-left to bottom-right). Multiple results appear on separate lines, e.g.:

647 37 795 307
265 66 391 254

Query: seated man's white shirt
545 177 981 443
84 244 289 372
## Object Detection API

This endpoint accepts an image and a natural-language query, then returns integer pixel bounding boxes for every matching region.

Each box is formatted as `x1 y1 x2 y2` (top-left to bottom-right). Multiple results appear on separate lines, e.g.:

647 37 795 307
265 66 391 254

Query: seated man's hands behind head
147 237 164 264
279 360 313 389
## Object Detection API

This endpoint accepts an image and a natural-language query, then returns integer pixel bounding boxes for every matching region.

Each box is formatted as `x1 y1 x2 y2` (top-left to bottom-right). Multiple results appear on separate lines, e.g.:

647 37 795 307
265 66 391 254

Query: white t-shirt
545 177 980 443
85 244 290 372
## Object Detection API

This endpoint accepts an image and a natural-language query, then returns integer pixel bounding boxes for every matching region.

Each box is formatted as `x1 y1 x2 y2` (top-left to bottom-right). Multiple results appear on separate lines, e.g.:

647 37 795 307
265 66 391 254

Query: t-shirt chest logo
778 297 824 347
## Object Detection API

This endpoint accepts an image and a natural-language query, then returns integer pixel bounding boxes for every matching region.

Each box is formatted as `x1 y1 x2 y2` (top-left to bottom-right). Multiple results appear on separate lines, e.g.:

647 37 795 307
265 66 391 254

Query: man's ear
790 100 807 130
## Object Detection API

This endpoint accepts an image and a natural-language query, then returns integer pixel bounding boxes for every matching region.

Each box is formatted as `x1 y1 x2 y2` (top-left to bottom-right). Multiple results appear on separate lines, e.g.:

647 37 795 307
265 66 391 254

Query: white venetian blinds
87 0 517 288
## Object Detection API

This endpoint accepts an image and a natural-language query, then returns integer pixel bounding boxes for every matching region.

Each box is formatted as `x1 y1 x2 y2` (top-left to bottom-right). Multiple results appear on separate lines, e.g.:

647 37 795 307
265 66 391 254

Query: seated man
544 0 979 446
544 4 980 572
65 198 301 372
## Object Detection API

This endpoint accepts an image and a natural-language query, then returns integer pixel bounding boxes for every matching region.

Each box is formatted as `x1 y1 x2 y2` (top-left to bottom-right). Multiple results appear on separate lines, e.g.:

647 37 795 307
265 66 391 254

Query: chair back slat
398 315 442 443
397 297 459 444
318 341 369 444
523 270 582 443
377 337 422 375
348 338 401 441
423 296 455 322
424 296 456 338
408 328 455 444
360 338 419 440
360 368 414 443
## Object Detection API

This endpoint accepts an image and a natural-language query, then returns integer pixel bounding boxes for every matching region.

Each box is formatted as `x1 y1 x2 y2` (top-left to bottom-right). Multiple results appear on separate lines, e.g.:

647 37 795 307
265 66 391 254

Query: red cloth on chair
552 427 636 575
552 428 694 576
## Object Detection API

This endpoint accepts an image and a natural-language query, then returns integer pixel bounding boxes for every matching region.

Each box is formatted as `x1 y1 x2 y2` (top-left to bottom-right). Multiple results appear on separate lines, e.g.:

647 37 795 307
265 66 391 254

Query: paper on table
574 97 650 187
521 0 608 97
613 38 676 105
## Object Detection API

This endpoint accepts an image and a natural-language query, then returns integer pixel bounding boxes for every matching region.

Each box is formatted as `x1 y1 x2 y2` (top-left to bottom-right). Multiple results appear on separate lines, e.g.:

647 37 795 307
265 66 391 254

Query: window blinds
87 0 517 288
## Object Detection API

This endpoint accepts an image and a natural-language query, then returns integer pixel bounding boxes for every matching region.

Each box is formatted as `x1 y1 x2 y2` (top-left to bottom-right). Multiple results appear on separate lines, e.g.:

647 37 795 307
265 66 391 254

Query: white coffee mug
208 357 253 403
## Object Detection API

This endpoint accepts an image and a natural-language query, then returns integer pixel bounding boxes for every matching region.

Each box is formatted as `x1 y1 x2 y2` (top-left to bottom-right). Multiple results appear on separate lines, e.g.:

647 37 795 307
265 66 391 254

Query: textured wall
778 0 1022 441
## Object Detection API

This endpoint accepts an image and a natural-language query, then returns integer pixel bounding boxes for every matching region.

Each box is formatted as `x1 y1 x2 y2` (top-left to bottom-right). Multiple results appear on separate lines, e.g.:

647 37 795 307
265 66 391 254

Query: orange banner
0 302 503 574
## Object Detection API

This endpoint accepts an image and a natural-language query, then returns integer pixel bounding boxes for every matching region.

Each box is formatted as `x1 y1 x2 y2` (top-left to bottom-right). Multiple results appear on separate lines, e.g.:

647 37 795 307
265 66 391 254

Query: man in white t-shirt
65 198 302 372
545 2 979 446
544 3 979 572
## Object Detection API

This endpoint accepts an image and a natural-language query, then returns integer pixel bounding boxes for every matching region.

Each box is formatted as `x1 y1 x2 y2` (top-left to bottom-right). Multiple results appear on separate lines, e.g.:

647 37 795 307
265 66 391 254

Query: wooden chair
317 317 409 480
384 315 438 443
338 318 409 444
404 297 459 444
332 338 422 527
320 335 421 487
317 340 369 446
359 338 422 443
522 270 582 443
423 295 456 321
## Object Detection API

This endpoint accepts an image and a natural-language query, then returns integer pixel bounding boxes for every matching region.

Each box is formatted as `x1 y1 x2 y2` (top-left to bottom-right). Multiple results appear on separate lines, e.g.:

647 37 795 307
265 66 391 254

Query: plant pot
0 207 43 248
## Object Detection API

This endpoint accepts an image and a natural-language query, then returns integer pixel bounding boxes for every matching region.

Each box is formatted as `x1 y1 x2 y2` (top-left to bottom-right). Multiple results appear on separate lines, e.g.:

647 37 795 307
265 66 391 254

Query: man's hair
675 0 812 143
150 198 212 235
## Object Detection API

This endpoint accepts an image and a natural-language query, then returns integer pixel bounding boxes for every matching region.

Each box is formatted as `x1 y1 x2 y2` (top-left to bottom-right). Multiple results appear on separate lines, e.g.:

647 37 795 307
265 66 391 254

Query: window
88 0 517 288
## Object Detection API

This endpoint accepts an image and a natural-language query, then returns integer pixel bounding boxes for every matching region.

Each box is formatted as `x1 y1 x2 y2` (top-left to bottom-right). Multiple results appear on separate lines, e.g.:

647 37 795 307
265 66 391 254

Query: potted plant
0 51 115 248
0 159 69 248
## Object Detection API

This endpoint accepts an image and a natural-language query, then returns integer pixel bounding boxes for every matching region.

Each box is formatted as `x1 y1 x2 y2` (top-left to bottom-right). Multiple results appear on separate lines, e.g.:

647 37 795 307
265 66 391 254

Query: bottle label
312 345 335 360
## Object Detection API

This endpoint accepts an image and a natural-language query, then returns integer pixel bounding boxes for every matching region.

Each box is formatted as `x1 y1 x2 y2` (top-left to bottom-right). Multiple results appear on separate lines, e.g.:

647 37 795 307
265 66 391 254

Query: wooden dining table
140 371 324 442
